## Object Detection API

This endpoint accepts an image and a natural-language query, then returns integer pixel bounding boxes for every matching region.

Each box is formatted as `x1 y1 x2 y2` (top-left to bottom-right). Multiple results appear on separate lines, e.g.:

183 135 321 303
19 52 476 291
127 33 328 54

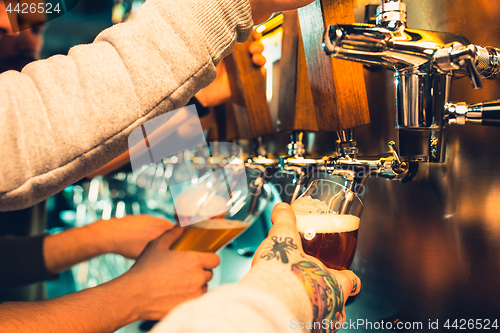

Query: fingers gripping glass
291 179 363 270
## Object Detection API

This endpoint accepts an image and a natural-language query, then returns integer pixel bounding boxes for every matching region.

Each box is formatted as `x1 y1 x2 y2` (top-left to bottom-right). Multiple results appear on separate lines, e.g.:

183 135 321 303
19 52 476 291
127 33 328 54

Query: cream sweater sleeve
150 262 313 333
0 0 252 211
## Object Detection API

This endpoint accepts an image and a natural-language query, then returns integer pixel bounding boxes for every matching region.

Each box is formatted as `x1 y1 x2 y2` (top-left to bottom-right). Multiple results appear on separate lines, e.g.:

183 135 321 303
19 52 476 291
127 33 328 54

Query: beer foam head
291 195 331 214
175 188 228 218
295 214 360 233
191 219 248 229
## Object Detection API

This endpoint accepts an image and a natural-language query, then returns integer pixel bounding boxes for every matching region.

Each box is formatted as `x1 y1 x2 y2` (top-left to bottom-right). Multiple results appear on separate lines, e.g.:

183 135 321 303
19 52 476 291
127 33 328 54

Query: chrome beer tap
276 129 416 207
244 138 279 214
279 132 325 203
322 0 500 163
324 129 416 193
278 129 417 202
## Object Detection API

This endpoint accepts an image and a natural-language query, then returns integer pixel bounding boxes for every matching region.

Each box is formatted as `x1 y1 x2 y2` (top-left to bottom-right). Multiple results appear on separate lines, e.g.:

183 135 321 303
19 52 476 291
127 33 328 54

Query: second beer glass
292 179 363 270
170 172 271 253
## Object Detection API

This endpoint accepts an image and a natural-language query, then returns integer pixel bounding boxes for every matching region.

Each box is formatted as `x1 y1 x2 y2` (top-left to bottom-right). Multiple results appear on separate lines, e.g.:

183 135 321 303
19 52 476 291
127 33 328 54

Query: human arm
194 38 267 107
0 0 316 212
0 0 252 211
0 215 174 289
87 40 267 179
0 235 56 289
0 227 220 333
150 203 360 333
0 276 141 333
43 215 174 274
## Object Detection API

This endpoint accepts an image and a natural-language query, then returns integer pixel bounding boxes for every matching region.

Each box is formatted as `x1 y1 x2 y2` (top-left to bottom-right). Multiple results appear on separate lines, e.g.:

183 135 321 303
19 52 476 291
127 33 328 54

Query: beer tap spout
245 155 278 215
325 140 417 194
278 132 326 203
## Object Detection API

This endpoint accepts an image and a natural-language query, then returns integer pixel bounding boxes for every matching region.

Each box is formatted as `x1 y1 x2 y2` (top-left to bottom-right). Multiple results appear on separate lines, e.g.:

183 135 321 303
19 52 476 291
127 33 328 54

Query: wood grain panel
277 10 318 132
224 38 274 138
298 0 370 131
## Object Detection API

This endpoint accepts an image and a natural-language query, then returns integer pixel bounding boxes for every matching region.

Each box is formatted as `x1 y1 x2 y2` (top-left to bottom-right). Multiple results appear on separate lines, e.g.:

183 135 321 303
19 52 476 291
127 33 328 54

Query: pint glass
292 179 363 270
170 173 271 253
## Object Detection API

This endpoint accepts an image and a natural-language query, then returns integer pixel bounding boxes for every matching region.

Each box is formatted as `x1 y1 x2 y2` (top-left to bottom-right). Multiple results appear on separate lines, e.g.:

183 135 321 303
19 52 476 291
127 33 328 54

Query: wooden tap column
224 38 274 139
277 10 319 132
297 0 370 131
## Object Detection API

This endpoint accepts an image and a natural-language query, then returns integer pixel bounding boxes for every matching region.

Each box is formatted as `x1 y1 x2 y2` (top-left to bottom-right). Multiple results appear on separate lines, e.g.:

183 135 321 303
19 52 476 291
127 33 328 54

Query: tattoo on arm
260 237 298 264
291 261 344 333
351 276 358 294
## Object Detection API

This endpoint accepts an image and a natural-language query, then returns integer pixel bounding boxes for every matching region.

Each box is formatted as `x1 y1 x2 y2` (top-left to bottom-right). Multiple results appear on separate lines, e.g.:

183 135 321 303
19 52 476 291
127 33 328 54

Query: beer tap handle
288 132 306 157
388 141 402 165
447 100 500 126
247 176 265 215
448 44 483 90
463 55 483 90
387 141 416 180
434 43 483 89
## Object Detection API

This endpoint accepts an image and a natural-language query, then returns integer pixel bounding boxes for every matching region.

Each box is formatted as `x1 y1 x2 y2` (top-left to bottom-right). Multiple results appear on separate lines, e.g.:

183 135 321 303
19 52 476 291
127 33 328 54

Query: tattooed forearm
291 261 344 333
260 237 298 264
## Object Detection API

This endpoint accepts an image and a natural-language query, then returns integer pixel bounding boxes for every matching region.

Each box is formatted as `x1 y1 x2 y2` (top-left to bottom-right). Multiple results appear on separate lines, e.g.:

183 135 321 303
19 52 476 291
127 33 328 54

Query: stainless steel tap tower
324 0 500 163
323 0 500 327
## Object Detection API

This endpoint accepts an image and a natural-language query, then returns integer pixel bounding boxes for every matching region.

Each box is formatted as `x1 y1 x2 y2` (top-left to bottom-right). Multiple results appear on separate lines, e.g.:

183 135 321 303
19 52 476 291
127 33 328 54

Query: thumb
269 203 299 239
252 203 302 267
159 226 185 248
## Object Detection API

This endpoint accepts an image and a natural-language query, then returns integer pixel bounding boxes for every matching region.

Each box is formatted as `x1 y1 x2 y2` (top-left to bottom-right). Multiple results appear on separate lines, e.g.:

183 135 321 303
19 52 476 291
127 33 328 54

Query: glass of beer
292 179 363 270
170 173 271 253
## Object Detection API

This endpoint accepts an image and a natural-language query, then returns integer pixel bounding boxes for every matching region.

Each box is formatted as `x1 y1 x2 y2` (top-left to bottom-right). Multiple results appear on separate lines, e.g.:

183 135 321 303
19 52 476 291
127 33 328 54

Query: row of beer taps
246 127 415 209
245 0 500 211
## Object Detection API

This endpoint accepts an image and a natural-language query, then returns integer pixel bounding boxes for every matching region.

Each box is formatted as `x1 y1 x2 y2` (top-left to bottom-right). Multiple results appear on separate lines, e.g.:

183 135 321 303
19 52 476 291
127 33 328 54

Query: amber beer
296 214 360 270
170 219 248 253
174 212 227 228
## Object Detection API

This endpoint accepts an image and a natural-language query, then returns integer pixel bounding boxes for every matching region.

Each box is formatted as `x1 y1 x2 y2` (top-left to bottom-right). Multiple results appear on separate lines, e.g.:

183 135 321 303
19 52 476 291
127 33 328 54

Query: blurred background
41 0 113 58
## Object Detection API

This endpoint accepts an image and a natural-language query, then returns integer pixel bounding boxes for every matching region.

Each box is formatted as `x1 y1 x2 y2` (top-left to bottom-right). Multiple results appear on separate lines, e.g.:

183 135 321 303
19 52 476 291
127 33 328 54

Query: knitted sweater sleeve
0 0 252 211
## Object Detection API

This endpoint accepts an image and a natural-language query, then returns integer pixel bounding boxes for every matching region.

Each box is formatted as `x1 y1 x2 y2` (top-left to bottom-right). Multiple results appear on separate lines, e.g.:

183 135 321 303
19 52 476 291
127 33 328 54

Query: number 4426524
6 2 61 14
444 319 498 330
